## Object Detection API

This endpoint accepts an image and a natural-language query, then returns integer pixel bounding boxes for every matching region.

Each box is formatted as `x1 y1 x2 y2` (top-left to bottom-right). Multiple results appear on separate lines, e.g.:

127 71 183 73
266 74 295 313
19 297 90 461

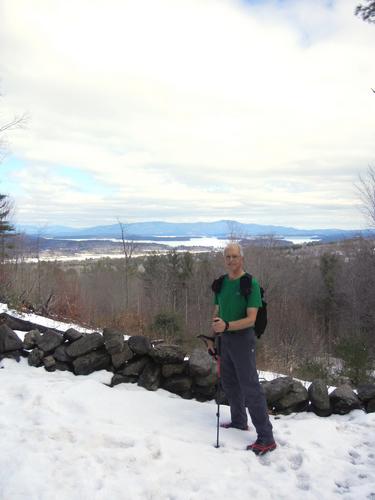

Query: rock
161 363 186 378
308 379 332 417
23 329 42 350
193 359 218 387
162 375 192 395
0 350 23 362
119 357 149 377
36 329 64 353
55 362 71 371
103 328 125 354
28 348 44 367
53 344 72 363
66 332 104 358
149 344 186 364
274 380 309 414
193 384 217 401
330 384 362 415
138 361 161 391
111 374 138 386
128 336 152 356
64 328 83 342
357 384 375 403
111 342 134 369
43 355 56 371
0 324 24 353
366 399 375 413
261 377 295 406
188 349 211 377
73 349 111 375
0 313 56 333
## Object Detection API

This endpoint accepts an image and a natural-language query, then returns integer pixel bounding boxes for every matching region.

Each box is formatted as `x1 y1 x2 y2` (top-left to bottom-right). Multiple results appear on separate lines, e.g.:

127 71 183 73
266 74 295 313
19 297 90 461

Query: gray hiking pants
220 328 274 442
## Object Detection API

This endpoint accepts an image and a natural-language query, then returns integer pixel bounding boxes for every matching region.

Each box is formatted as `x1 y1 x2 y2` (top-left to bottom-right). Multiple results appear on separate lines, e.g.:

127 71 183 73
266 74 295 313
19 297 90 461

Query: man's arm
212 307 258 333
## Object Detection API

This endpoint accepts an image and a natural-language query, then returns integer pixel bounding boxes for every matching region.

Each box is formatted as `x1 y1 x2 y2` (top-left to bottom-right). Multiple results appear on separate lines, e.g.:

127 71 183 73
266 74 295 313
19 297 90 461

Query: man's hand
206 338 217 358
212 316 226 334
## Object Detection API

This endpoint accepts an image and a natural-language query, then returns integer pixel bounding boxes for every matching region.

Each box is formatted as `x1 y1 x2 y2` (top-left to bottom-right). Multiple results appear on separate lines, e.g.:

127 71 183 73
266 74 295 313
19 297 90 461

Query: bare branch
355 1 375 23
356 166 375 228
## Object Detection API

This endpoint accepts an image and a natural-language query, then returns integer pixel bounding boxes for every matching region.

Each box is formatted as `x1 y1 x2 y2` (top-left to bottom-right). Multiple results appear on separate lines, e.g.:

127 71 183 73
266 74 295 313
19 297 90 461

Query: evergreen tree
355 1 375 23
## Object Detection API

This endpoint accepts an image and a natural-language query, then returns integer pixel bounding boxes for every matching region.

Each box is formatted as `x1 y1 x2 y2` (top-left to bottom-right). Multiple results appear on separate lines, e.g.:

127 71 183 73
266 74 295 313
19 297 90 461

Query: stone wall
1 313 374 416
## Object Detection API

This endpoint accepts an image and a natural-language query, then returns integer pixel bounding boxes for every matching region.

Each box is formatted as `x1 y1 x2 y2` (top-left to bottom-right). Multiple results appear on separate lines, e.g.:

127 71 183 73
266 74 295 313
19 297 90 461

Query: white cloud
1 0 374 228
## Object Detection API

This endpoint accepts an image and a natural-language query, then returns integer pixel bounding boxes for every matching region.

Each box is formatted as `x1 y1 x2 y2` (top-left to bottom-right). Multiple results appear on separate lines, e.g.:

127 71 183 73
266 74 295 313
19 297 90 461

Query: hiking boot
220 422 249 431
246 438 277 456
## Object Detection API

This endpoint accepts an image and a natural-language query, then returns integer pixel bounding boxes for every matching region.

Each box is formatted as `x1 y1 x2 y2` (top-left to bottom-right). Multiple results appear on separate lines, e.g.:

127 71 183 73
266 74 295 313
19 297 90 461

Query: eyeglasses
225 254 241 260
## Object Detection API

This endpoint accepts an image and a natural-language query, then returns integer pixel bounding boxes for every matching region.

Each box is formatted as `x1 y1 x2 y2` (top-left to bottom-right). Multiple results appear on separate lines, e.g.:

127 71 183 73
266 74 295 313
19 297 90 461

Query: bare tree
117 219 137 310
0 110 29 162
357 166 375 228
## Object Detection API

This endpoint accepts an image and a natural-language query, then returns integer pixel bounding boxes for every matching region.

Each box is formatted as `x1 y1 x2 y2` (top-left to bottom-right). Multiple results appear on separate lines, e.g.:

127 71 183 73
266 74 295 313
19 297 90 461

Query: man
210 243 276 456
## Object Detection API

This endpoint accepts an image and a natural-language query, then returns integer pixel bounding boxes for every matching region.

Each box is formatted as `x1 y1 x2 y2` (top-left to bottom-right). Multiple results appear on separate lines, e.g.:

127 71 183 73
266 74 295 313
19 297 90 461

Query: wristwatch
224 321 229 331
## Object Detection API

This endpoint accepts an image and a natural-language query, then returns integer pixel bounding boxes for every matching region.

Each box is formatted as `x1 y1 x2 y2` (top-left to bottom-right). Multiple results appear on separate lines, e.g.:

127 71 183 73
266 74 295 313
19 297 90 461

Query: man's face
224 246 243 274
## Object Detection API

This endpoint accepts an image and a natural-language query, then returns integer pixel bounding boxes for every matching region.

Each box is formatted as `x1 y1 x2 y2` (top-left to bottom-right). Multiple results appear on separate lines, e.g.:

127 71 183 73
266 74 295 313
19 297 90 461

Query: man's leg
220 334 248 429
228 330 274 442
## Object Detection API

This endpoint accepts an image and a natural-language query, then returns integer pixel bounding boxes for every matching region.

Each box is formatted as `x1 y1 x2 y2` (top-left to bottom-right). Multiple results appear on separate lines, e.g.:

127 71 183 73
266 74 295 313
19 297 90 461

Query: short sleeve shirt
214 274 262 322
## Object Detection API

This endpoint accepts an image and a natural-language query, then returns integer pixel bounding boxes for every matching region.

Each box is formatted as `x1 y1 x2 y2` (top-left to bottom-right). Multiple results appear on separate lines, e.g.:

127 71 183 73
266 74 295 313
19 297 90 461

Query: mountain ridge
16 220 374 240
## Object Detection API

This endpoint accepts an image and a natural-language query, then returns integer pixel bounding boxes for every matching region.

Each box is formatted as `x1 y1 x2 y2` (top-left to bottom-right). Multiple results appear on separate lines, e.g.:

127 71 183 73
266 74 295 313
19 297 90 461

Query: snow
1 305 375 499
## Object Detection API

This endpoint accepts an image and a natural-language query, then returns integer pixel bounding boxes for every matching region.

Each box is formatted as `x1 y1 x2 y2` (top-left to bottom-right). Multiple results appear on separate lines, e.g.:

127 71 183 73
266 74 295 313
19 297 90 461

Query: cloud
1 0 374 228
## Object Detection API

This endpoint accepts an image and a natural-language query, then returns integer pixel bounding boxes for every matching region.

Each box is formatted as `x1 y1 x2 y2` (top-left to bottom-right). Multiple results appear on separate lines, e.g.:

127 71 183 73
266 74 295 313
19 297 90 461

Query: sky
0 0 374 230
1 302 375 499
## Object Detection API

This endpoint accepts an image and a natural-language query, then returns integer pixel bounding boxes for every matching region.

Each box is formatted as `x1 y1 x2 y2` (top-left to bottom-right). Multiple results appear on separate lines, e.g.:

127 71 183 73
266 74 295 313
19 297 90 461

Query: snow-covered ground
1 306 375 499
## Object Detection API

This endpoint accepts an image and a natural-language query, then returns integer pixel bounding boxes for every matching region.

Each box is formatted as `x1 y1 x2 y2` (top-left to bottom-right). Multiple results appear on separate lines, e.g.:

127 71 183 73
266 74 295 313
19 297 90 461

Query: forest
1 233 374 386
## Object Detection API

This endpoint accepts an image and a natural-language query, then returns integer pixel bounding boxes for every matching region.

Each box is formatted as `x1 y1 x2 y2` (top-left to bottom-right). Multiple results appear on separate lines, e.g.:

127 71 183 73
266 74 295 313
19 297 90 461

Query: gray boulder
55 362 71 371
23 329 42 350
188 349 211 377
43 355 56 372
193 384 217 401
138 360 161 391
64 328 83 342
128 336 152 356
0 313 55 333
36 329 64 353
308 379 332 417
162 375 192 396
28 348 44 367
330 384 362 415
0 350 23 362
193 359 218 387
53 344 72 363
0 324 23 353
111 342 134 369
274 380 309 414
103 328 125 355
162 363 186 378
357 384 375 403
261 377 295 406
149 344 186 364
73 349 111 375
111 374 138 386
66 333 104 358
119 357 150 377
366 399 375 413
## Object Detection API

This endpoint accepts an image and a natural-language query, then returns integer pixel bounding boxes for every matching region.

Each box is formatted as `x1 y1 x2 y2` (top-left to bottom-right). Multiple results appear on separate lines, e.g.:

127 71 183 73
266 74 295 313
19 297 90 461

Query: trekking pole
214 335 221 449
196 333 222 448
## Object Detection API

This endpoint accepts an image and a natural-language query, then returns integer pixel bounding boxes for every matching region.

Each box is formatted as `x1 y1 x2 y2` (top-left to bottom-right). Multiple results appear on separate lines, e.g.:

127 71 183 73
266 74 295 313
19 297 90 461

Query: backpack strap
240 273 252 298
211 274 226 294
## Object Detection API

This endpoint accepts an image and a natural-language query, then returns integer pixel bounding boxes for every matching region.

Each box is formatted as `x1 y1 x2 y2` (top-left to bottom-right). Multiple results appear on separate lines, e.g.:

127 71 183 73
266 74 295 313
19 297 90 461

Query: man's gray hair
223 242 244 257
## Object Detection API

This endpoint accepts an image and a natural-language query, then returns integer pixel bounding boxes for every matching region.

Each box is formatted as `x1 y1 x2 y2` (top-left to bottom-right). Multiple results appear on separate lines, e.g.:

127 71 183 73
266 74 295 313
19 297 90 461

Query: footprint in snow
287 452 303 470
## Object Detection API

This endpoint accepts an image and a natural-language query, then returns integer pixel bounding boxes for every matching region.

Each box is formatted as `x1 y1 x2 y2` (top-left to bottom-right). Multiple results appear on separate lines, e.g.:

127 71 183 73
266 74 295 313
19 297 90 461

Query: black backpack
211 273 268 339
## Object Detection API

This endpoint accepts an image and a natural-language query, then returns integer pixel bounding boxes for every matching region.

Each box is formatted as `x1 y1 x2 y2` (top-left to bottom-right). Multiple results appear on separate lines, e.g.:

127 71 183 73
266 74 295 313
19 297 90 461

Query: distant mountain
16 220 375 241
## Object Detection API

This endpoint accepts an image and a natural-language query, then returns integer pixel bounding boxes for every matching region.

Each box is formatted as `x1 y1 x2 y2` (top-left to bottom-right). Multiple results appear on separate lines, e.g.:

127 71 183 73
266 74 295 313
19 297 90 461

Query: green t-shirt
214 274 262 322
